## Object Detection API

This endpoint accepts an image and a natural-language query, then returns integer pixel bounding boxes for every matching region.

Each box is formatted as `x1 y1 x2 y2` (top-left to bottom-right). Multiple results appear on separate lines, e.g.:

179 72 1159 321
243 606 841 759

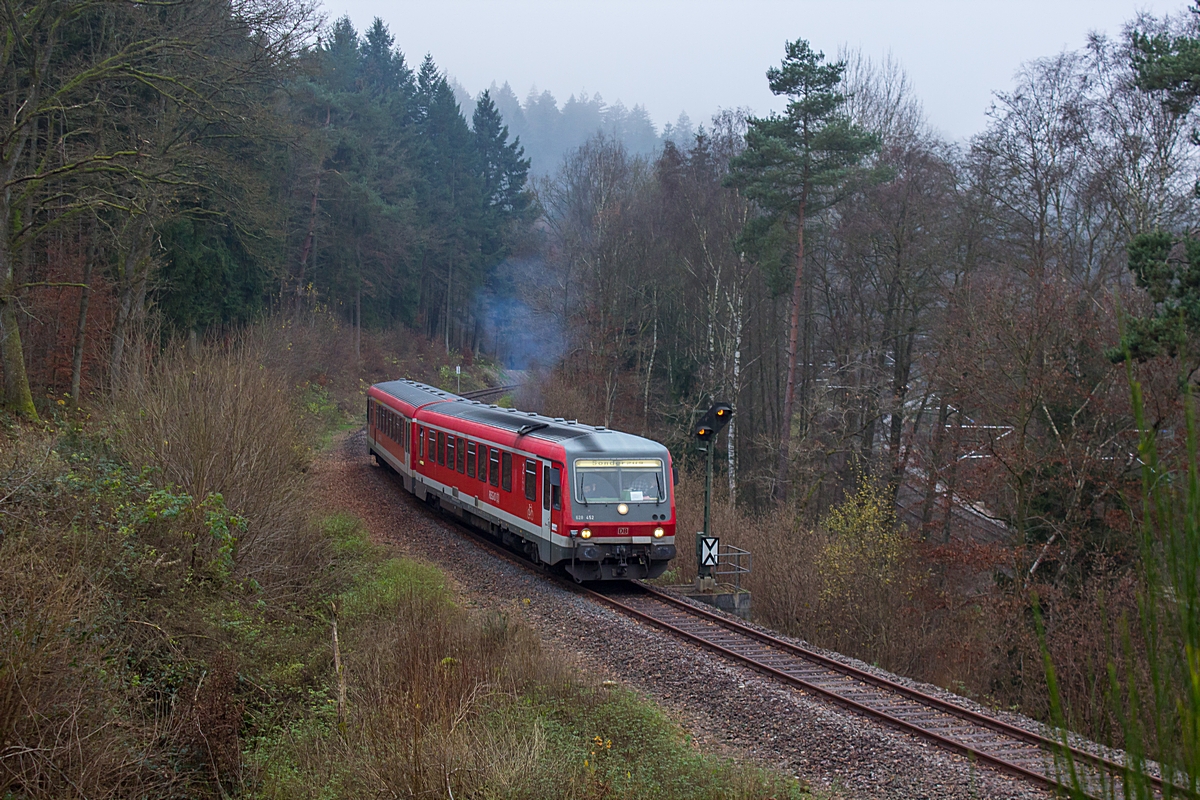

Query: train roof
373 379 461 409
372 379 668 458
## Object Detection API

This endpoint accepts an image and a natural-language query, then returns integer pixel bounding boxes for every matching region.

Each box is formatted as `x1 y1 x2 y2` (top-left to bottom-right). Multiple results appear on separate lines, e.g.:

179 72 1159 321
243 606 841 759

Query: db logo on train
618 527 629 535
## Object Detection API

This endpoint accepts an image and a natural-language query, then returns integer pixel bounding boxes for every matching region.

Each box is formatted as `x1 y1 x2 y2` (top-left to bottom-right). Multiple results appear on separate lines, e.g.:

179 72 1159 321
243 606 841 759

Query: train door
541 461 562 541
399 415 408 468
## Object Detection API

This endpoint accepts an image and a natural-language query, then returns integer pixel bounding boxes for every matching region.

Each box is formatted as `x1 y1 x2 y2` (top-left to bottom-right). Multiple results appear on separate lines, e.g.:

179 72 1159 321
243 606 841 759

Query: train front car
561 431 677 581
367 379 676 582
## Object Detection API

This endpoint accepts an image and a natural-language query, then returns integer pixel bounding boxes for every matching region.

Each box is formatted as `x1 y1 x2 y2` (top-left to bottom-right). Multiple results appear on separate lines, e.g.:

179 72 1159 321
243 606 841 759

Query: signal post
693 402 732 593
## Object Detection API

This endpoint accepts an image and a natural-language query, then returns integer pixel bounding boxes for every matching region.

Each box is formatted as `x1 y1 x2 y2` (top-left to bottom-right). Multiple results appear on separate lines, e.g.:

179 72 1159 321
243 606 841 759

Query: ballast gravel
315 430 1053 800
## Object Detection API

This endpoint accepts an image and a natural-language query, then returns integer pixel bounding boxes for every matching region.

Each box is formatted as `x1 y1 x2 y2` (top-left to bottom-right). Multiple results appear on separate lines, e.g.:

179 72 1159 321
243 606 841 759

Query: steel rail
381 460 1164 799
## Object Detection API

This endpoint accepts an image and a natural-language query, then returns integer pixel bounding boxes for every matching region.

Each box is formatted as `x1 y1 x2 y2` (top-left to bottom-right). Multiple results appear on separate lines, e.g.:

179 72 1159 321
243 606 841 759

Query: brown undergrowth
665 469 1146 745
0 328 807 799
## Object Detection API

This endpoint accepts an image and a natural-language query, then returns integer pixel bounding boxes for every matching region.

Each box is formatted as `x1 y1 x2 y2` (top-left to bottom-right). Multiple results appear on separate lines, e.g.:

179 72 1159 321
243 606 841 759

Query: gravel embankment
315 429 1053 800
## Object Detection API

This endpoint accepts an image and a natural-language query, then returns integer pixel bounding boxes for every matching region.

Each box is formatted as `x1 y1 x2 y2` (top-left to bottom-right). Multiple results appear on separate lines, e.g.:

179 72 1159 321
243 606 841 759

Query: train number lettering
488 490 500 503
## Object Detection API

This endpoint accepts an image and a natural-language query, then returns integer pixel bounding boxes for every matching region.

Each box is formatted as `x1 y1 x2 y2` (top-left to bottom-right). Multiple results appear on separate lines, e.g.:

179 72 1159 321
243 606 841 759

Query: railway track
391 456 1162 799
586 583 1157 799
459 383 521 401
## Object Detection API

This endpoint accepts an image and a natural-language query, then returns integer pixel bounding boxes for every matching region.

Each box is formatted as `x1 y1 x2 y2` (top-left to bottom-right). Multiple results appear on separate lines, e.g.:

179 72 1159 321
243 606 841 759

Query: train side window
456 437 466 473
446 436 455 469
419 426 425 460
466 442 476 478
403 417 409 449
427 429 435 461
542 465 550 510
489 449 500 487
524 459 537 502
550 467 562 510
478 445 488 482
367 399 372 428
501 452 512 492
437 431 446 465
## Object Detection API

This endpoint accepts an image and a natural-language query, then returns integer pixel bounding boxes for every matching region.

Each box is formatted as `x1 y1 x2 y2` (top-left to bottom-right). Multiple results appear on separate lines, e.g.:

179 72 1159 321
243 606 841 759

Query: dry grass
254 553 573 799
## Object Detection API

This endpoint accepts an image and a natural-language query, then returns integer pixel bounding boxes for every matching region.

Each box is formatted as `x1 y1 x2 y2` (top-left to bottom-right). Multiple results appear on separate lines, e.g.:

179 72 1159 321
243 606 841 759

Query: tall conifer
727 38 879 501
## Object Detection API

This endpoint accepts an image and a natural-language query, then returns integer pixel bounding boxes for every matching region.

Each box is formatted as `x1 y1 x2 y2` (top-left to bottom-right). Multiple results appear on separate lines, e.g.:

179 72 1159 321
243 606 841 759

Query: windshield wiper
655 472 664 504
578 481 589 505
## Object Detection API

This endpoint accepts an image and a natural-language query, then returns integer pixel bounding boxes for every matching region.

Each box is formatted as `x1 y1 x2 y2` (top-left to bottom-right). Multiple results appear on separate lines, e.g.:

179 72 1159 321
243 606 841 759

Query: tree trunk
70 223 97 404
0 214 37 420
0 111 38 419
887 325 916 495
941 409 963 544
110 219 152 388
445 257 452 354
921 399 949 538
296 171 321 310
773 197 807 503
728 287 743 503
355 241 362 363
642 292 657 436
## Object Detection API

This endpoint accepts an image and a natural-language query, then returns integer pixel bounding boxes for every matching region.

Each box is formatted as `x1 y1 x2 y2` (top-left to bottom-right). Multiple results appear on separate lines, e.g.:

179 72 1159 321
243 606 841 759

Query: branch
18 281 89 290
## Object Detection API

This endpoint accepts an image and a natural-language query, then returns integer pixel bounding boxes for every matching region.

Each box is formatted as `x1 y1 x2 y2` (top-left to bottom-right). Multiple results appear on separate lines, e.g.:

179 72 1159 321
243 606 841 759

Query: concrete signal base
680 580 752 620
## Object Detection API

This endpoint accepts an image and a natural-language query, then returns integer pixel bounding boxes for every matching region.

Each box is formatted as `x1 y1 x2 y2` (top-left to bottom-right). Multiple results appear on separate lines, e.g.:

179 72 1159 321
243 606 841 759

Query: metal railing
714 543 751 590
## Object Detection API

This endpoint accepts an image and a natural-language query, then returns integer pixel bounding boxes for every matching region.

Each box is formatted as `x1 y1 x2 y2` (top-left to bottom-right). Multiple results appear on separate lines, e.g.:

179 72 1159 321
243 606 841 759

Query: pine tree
361 17 412 103
474 90 532 218
727 38 879 502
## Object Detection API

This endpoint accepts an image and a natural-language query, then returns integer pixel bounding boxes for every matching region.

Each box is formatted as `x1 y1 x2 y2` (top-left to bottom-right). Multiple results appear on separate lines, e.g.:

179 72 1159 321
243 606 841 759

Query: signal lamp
617 503 628 515
581 528 592 539
693 402 733 441
653 527 665 538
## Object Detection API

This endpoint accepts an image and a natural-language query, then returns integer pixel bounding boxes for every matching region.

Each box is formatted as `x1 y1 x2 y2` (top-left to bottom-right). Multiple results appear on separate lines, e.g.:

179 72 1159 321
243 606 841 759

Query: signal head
693 402 733 440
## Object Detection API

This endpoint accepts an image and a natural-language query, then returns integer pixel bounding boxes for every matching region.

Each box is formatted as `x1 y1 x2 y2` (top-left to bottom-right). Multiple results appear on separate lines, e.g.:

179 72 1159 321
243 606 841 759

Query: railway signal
692 402 732 441
694 402 732 583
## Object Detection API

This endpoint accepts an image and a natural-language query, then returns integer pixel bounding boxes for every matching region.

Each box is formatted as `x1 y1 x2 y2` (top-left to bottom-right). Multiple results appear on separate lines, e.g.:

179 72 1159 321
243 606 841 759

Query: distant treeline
455 80 697 175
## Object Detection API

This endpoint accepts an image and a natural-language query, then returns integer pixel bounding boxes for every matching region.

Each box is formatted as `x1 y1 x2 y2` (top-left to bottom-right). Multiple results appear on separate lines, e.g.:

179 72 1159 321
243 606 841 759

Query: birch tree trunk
728 290 743 502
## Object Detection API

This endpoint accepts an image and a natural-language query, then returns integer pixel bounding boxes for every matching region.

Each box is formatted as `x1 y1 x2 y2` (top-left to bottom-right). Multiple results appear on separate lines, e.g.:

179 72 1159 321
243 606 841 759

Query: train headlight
653 527 664 538
617 503 628 515
581 528 592 539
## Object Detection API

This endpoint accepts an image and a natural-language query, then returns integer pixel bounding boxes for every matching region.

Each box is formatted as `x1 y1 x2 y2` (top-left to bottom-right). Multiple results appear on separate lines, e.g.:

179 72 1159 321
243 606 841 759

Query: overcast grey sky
325 1 1184 143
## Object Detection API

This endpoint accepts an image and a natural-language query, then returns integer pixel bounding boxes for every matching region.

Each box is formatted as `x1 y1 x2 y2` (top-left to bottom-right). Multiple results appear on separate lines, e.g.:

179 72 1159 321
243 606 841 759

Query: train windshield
574 459 664 504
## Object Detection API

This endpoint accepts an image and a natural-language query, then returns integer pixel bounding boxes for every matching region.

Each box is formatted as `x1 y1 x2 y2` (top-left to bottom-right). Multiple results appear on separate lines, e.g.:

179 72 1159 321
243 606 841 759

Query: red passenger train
367 380 678 581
